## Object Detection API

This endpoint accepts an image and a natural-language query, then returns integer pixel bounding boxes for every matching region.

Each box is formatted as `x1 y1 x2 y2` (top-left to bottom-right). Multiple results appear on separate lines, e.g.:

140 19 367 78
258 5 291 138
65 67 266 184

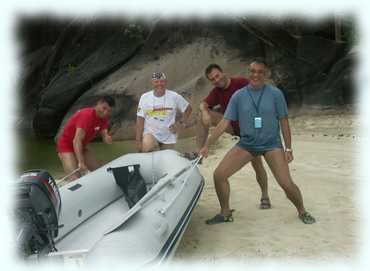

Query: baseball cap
151 72 167 80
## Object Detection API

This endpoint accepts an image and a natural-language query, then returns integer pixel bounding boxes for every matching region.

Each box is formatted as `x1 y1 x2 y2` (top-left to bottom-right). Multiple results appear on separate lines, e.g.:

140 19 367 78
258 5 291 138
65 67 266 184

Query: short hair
98 95 115 107
250 57 267 67
205 64 223 78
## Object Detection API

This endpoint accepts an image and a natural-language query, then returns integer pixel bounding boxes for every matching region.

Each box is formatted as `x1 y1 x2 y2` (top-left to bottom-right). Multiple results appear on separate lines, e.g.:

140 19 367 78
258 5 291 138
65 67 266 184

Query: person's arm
73 128 88 170
100 129 113 144
181 104 192 126
280 117 293 163
199 101 212 127
170 104 193 133
175 104 192 130
199 101 210 112
135 116 145 152
170 94 193 133
199 118 230 158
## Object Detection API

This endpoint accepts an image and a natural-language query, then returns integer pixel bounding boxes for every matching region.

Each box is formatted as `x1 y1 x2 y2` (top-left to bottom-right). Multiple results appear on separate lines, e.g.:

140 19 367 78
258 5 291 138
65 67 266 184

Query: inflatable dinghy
13 150 204 268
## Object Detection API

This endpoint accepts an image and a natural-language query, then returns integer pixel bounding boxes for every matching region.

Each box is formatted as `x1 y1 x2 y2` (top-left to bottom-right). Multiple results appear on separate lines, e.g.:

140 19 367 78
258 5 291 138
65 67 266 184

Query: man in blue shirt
199 59 316 225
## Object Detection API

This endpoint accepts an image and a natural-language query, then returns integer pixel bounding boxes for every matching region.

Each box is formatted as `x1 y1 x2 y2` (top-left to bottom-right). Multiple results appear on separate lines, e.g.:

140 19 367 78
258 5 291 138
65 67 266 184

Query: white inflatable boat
13 150 204 268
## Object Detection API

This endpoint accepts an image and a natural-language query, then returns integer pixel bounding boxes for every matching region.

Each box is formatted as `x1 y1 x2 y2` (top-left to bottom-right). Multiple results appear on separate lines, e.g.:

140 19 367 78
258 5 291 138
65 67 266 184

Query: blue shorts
236 141 282 157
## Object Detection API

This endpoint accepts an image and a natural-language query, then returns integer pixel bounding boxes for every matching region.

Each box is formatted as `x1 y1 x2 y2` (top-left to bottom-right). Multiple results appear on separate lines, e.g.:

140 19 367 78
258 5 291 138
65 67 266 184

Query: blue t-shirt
224 84 288 151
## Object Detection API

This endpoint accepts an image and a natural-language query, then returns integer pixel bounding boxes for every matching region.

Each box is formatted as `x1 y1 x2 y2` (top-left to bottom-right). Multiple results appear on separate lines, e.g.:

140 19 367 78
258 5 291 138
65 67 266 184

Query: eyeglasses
249 69 265 75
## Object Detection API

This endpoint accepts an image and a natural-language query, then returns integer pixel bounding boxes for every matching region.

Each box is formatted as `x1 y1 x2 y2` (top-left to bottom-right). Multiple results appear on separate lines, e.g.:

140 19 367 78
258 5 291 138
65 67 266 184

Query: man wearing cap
56 95 115 180
135 72 192 152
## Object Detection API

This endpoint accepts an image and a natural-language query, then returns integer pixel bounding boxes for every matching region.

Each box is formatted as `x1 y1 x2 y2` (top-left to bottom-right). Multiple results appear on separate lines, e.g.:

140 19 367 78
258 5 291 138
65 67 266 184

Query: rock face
30 21 150 137
17 17 355 139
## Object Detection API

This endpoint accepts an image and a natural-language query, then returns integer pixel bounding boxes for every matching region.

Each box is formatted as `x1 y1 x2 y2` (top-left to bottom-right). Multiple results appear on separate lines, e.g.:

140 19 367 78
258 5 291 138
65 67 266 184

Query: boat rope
56 168 81 184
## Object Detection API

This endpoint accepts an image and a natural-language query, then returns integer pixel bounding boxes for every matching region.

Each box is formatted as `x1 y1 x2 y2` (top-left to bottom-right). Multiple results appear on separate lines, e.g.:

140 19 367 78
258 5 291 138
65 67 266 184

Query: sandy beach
174 106 358 263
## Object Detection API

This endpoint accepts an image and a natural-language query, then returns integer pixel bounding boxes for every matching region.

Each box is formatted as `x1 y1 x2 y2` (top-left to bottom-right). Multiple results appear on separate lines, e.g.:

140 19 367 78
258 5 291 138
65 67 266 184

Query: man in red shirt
56 96 115 180
197 64 271 209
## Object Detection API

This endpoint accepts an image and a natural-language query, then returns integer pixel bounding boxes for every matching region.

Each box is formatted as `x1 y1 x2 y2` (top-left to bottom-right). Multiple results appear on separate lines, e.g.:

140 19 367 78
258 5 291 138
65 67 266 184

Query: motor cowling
13 170 61 257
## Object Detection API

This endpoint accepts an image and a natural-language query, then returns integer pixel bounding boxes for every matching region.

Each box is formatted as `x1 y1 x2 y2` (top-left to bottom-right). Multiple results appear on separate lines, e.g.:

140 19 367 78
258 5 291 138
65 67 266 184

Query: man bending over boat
56 96 115 180
135 72 192 152
199 59 316 225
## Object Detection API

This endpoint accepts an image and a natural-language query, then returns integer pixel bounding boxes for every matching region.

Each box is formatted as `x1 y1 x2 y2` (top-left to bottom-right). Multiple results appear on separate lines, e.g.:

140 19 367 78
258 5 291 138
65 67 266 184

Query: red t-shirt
56 108 108 153
204 77 249 135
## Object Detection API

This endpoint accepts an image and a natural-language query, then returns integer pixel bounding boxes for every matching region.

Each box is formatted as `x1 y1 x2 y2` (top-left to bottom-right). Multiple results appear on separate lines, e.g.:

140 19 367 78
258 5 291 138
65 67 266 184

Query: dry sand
174 106 358 263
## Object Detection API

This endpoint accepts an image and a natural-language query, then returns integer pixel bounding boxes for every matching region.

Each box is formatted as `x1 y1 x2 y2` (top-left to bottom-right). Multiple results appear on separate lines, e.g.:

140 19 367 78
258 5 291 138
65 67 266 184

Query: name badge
254 117 262 129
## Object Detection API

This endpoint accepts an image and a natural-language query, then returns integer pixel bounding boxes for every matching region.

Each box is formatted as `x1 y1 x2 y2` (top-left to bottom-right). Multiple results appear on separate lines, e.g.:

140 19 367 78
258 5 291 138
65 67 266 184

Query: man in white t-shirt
135 72 192 152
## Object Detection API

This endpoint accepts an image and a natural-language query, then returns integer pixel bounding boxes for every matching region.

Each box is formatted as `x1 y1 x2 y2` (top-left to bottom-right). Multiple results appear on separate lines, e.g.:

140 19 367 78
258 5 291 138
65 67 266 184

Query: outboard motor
13 170 61 258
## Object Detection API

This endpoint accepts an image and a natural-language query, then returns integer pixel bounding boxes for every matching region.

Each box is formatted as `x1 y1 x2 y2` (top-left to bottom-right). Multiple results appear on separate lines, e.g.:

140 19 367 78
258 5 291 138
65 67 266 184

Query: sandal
259 197 271 209
205 210 234 225
299 212 316 224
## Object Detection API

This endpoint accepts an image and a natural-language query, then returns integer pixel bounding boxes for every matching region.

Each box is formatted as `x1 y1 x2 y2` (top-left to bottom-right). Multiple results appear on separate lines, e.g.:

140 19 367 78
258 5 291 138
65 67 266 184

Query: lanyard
247 85 265 115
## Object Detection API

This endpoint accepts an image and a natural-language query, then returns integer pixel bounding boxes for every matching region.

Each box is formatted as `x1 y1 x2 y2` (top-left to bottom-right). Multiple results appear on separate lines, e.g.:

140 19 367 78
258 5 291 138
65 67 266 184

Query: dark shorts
230 121 240 136
236 140 283 157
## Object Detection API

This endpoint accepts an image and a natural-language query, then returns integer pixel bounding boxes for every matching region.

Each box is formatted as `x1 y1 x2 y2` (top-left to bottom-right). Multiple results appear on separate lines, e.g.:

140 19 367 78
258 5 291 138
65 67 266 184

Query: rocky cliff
17 16 355 139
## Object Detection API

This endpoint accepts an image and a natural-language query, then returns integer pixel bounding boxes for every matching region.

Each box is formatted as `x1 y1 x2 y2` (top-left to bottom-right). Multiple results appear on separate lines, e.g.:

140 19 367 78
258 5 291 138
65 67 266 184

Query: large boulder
17 18 354 138
32 22 149 137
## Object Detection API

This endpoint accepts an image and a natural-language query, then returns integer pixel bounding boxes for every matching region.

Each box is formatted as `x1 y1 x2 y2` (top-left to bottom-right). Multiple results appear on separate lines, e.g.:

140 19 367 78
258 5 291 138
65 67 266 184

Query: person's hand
78 161 88 172
285 150 294 163
135 140 143 152
103 134 113 144
169 121 187 134
201 111 212 127
199 145 209 158
169 123 178 134
168 123 177 134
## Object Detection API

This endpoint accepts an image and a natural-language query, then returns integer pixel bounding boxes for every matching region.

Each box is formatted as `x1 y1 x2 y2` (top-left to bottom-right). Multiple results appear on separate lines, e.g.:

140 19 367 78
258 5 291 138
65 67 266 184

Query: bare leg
196 110 233 151
58 152 80 181
263 149 306 215
142 134 159 152
84 147 102 171
251 156 270 201
159 143 175 150
197 109 270 206
213 146 255 216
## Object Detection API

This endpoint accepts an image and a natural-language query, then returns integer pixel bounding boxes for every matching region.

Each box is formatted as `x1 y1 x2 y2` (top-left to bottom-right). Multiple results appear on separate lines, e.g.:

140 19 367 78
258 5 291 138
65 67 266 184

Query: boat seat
107 165 147 208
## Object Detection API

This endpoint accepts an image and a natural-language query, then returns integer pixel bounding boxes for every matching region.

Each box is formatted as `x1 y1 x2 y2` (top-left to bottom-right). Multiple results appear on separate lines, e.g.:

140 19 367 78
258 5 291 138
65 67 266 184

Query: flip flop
299 212 316 224
259 198 271 209
205 210 235 225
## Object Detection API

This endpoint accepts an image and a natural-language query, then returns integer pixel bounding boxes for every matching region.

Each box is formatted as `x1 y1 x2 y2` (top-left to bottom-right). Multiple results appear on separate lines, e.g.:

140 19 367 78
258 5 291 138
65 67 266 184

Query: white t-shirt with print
137 90 189 144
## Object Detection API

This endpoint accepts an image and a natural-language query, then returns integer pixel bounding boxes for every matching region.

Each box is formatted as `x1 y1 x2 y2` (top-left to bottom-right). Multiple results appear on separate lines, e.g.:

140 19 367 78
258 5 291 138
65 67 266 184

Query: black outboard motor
13 170 61 258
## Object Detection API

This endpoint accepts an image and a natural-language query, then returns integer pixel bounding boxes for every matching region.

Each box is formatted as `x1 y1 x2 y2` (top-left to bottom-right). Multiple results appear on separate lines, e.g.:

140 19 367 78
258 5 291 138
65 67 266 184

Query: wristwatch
285 148 293 152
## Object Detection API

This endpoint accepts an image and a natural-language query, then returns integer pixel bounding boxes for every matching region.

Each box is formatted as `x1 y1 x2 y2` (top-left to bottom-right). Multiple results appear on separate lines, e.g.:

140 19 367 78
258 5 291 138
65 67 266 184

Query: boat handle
158 156 202 215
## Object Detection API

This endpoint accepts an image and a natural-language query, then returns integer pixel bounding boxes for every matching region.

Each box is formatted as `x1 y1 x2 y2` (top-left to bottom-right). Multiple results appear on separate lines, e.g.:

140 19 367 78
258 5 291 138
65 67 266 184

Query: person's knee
160 144 175 150
58 153 78 173
251 159 266 177
214 167 227 182
142 144 156 152
198 112 211 128
142 134 158 152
